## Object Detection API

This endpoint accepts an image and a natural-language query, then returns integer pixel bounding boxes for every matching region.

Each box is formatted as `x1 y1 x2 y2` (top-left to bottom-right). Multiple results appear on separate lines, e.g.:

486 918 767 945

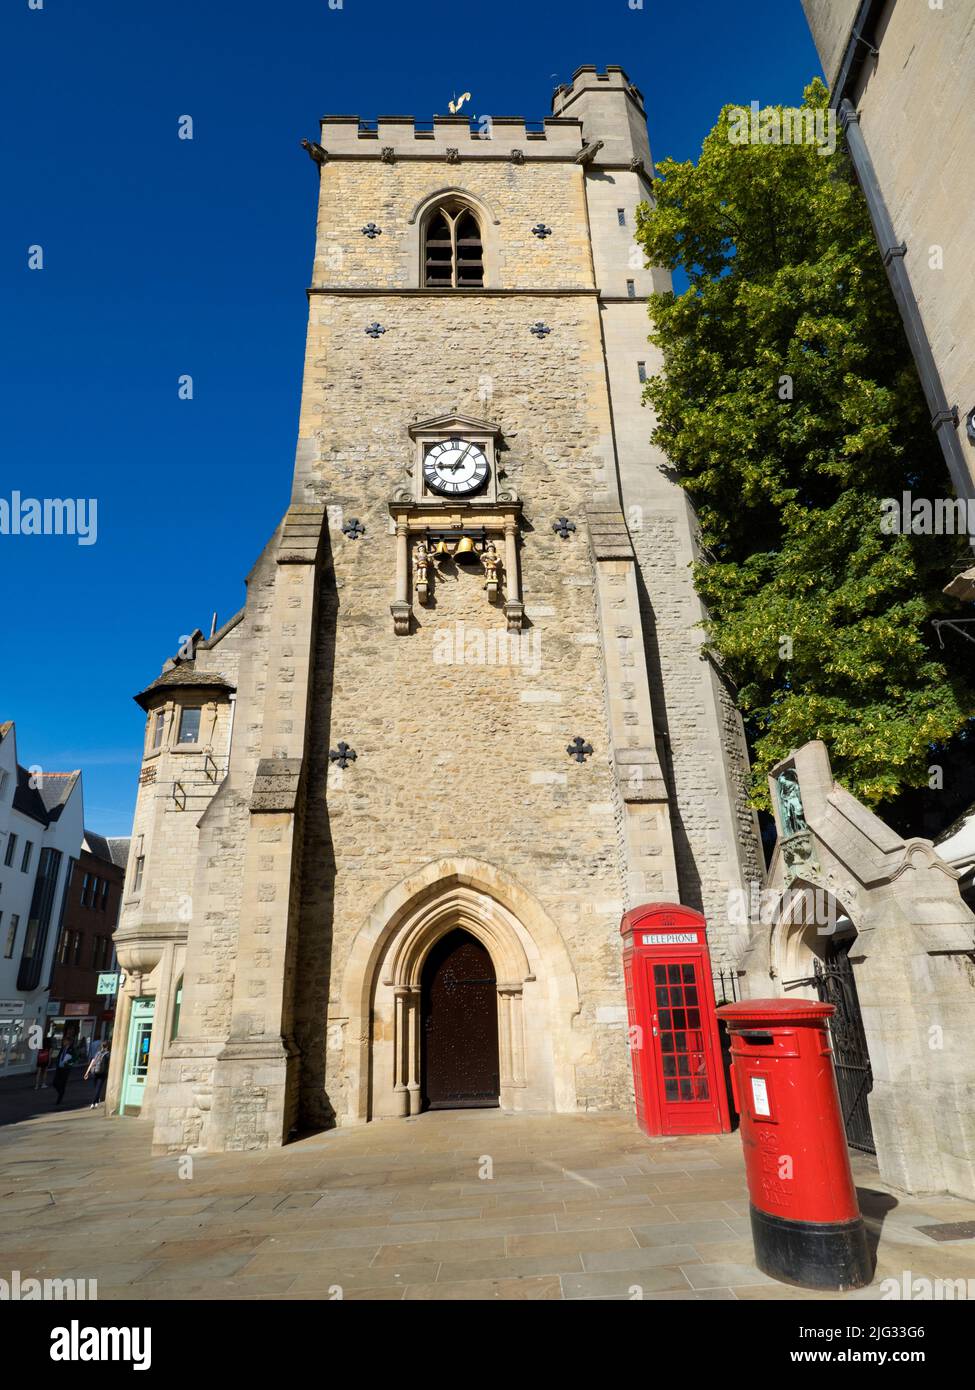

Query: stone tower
108 65 763 1153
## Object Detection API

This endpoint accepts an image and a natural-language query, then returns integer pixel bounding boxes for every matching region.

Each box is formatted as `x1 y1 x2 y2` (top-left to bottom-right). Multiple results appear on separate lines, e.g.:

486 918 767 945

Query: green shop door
122 998 155 1113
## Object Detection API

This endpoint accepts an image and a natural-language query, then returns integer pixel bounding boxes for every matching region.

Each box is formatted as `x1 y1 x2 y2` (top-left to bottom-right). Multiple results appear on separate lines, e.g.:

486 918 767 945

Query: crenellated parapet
316 114 585 163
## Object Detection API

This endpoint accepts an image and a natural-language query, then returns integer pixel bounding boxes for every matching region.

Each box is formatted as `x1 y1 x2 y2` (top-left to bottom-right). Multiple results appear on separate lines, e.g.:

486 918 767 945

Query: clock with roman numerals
423 439 490 497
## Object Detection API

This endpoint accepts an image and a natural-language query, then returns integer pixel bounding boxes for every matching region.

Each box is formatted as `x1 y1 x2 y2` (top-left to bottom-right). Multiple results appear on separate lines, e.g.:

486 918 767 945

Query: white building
0 722 84 1074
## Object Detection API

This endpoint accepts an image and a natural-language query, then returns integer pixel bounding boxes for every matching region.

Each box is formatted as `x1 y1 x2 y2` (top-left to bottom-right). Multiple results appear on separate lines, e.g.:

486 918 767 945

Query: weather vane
448 90 472 114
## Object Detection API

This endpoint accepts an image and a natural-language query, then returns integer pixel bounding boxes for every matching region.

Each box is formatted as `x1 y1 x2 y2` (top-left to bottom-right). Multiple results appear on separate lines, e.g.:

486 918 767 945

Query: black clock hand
443 443 474 472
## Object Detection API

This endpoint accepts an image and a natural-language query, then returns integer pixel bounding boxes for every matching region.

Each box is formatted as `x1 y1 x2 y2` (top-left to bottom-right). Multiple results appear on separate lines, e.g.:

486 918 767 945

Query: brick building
48 832 129 1055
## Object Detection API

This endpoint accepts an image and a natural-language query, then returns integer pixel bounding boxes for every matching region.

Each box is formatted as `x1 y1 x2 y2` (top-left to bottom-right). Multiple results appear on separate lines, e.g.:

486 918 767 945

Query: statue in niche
413 540 434 601
776 769 808 838
480 541 501 590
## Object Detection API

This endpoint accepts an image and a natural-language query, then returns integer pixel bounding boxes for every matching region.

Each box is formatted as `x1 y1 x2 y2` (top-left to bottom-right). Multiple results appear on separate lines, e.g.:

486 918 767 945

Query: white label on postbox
641 932 697 945
750 1076 771 1118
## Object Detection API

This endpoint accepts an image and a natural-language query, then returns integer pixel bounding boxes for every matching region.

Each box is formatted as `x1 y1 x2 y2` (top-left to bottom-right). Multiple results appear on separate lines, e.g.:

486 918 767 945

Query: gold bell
432 539 452 557
453 536 478 562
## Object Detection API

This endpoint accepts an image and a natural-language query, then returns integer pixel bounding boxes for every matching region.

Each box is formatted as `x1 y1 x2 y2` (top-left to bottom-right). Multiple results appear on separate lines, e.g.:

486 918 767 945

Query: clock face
423 439 490 496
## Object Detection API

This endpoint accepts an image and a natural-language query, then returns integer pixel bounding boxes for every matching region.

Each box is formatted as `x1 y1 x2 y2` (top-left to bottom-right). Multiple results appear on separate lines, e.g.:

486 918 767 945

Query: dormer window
423 201 483 288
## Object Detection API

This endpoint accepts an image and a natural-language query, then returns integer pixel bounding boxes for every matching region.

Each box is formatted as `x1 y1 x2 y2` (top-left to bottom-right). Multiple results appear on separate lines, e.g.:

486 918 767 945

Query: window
617 208 626 226
178 707 201 744
133 856 145 894
59 929 72 965
3 914 17 958
422 201 483 288
0 770 8 799
626 280 636 299
171 976 183 1041
72 931 83 966
100 878 109 911
152 710 165 750
4 833 17 868
637 361 647 383
17 847 62 992
20 840 32 872
81 872 90 906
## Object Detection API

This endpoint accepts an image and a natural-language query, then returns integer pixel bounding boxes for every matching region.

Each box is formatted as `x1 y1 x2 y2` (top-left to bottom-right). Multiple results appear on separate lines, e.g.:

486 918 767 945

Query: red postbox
621 903 730 1137
716 998 872 1290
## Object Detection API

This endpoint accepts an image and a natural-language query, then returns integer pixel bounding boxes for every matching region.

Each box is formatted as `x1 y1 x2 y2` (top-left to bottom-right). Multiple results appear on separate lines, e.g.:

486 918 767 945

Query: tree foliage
635 79 973 811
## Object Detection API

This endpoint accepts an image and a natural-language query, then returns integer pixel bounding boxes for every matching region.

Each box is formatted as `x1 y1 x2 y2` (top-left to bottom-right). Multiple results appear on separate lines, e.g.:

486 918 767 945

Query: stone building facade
107 65 763 1152
800 0 975 598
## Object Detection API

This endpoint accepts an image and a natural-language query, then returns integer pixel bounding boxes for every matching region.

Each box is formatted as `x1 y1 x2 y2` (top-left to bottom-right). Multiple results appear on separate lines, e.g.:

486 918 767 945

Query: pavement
0 1068 95 1126
2 1104 975 1300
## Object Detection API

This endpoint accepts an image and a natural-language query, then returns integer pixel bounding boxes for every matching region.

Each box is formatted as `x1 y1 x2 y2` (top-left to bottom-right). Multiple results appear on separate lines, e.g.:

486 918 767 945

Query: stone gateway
106 65 763 1152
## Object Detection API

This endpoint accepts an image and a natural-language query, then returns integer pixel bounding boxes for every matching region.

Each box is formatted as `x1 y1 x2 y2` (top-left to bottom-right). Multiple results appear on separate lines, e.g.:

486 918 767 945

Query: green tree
635 78 973 812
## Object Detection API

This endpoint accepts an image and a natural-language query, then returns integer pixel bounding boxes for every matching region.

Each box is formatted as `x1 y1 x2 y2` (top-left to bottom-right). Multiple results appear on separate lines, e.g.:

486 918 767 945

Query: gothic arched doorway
421 929 500 1110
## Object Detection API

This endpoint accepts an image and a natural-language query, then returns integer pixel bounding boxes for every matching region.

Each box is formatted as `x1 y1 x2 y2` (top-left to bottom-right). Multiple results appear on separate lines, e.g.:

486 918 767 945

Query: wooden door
421 929 499 1110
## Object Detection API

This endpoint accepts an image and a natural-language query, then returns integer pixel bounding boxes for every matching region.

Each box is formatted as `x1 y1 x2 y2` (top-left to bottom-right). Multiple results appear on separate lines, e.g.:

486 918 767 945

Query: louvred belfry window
423 203 483 288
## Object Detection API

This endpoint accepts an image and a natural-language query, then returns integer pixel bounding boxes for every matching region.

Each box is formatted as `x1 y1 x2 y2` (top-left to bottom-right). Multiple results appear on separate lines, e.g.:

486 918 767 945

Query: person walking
85 1040 111 1108
51 1037 75 1105
34 1036 52 1090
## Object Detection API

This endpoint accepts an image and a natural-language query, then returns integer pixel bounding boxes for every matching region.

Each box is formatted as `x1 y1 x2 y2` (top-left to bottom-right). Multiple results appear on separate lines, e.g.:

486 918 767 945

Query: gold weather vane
448 91 472 114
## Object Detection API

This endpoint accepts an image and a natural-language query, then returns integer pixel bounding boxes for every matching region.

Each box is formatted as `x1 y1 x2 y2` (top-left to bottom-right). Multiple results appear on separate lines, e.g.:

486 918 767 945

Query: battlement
318 113 584 160
552 65 646 116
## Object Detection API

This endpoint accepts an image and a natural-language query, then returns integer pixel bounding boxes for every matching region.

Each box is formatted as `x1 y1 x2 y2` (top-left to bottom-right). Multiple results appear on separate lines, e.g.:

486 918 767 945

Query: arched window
423 201 484 288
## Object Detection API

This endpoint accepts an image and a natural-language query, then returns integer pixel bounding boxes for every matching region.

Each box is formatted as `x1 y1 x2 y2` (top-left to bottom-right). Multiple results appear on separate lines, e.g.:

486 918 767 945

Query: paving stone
581 1244 701 1272
405 1275 562 1300
681 1262 774 1290
2 1107 973 1301
561 1267 692 1299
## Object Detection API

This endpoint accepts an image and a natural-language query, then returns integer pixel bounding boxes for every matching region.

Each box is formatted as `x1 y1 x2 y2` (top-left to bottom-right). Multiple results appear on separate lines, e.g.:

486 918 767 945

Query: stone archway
770 878 859 994
334 857 581 1124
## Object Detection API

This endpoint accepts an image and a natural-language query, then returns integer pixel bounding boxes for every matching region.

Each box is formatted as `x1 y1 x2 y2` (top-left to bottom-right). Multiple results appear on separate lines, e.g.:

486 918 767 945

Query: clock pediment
408 413 502 441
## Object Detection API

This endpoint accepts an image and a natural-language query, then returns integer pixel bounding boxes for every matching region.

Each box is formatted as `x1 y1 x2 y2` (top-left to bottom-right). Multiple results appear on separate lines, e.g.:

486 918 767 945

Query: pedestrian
51 1037 75 1105
34 1036 52 1090
85 1041 111 1108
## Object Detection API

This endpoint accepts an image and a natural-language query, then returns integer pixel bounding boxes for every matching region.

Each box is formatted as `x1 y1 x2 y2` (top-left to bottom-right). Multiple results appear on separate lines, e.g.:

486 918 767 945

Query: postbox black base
751 1204 873 1291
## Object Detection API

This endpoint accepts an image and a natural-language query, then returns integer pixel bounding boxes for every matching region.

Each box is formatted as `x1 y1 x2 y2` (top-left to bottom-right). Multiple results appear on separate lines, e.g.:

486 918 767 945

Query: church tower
108 65 762 1152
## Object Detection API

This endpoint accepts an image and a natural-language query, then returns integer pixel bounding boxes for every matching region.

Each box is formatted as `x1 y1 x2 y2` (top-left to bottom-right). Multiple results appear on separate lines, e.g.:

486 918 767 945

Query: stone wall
802 0 975 491
291 286 637 1119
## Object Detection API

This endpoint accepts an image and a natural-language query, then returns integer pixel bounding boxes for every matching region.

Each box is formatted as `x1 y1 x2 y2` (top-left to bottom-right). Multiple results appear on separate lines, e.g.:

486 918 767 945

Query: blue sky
0 0 821 834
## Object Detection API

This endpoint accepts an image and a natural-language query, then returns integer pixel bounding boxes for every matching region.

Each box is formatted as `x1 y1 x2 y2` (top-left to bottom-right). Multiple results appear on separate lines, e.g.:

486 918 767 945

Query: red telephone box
621 903 730 1137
